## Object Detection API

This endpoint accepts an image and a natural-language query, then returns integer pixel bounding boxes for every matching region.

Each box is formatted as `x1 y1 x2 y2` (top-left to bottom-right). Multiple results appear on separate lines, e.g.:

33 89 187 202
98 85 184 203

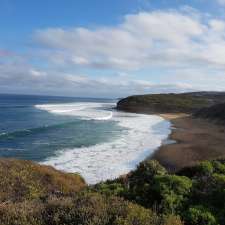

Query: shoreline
151 113 225 171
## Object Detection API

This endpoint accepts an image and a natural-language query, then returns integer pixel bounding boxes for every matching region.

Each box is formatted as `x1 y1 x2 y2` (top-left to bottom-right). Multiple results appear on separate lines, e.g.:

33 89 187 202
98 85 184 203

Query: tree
184 206 218 225
153 175 192 213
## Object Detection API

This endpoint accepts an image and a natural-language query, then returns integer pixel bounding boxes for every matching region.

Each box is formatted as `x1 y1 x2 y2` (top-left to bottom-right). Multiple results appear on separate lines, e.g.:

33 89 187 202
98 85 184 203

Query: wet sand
152 113 225 171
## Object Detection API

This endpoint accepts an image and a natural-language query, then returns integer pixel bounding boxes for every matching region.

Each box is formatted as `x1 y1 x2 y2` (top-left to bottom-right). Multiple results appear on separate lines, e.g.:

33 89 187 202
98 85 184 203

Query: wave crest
35 102 114 121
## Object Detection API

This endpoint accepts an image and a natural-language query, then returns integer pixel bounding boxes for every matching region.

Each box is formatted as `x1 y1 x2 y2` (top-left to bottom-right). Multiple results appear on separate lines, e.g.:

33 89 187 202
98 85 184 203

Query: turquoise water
0 94 120 161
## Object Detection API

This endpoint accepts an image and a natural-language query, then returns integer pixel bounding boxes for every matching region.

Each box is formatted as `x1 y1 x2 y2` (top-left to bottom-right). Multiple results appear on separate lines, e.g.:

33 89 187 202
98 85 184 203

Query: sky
1 0 225 98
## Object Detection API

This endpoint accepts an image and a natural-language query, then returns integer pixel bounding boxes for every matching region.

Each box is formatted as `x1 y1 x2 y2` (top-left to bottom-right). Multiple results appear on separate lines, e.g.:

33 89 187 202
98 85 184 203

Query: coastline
151 113 225 171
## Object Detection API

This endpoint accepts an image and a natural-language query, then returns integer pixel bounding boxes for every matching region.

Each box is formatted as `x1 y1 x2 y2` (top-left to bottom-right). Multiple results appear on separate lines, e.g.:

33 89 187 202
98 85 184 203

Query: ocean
0 94 171 184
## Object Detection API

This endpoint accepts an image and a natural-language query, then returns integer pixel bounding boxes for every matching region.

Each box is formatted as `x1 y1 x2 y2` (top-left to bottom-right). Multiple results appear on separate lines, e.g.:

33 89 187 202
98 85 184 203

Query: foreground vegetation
0 159 182 225
0 159 85 202
0 158 225 225
94 159 225 225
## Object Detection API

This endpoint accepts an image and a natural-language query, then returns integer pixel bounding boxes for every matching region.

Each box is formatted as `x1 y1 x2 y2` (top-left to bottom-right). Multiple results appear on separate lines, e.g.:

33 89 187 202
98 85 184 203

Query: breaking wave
36 102 171 184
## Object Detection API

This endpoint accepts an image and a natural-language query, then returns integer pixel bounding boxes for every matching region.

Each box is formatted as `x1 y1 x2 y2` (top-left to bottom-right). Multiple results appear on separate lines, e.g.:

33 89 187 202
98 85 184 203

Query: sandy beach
152 113 225 171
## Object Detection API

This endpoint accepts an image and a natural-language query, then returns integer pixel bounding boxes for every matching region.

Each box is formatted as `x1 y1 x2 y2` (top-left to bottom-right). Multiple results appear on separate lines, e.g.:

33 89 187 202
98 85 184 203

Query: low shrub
0 159 85 202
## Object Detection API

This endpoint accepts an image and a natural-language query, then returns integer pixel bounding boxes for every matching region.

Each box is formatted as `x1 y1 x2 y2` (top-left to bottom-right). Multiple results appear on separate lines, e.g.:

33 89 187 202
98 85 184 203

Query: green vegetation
117 92 225 113
195 103 225 123
1 158 225 224
0 159 183 225
0 192 183 225
0 159 85 202
94 160 225 225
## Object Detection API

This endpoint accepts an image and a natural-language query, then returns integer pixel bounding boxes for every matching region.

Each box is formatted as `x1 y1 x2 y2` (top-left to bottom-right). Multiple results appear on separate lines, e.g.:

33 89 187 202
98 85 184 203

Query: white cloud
0 62 194 97
33 9 225 71
217 0 225 5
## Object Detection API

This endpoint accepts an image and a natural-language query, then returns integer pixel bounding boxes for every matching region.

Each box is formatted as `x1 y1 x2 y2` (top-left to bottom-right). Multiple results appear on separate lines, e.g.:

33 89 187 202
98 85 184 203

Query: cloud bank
1 7 225 97
34 9 225 70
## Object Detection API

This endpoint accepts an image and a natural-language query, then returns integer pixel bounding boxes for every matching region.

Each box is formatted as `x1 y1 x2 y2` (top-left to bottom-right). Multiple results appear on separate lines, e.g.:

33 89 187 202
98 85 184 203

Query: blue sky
1 0 225 97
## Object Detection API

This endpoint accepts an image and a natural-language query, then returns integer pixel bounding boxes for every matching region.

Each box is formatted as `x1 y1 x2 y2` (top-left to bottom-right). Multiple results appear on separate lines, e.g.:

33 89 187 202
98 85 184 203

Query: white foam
36 102 171 184
35 102 114 120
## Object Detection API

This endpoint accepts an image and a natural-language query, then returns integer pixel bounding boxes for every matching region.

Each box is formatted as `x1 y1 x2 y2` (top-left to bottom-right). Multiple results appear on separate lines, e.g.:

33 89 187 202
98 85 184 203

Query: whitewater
36 102 171 184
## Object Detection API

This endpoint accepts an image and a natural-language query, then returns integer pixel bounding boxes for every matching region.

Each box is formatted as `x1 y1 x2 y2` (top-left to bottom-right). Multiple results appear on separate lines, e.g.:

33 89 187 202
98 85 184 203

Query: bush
162 215 184 225
0 200 44 225
0 192 184 225
94 182 127 197
212 161 225 174
0 159 85 202
153 175 192 213
184 206 218 225
196 161 214 175
1 158 225 225
127 160 167 206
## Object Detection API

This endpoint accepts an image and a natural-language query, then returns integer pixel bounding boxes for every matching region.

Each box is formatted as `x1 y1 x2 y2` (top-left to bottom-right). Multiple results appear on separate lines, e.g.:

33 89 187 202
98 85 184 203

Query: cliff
117 92 225 114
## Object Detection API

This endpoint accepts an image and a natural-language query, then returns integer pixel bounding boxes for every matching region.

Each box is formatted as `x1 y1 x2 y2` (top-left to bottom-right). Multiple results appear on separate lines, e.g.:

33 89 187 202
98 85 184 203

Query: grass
0 159 86 202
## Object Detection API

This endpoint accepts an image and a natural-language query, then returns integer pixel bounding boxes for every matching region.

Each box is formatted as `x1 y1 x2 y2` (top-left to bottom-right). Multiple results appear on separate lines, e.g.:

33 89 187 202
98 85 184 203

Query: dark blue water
0 94 121 161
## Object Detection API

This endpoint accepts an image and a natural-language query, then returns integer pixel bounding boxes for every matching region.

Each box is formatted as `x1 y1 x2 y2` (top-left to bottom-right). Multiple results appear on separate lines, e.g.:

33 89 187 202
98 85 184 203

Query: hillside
195 103 225 123
1 158 225 225
117 92 225 114
0 159 86 202
0 159 183 225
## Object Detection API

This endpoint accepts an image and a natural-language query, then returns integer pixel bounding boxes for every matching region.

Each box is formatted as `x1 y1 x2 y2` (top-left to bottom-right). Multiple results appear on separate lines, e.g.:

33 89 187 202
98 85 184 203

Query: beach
152 113 225 171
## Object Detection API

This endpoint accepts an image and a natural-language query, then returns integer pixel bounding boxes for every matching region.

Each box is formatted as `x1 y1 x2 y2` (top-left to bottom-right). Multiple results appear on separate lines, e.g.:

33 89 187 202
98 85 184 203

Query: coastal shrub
0 159 85 202
0 191 184 225
43 193 109 225
113 203 158 225
152 175 192 214
130 160 167 182
189 165 225 224
178 160 225 178
94 181 127 197
93 160 168 207
211 161 225 174
209 174 225 207
93 159 225 224
126 160 167 206
191 173 225 207
196 161 214 175
184 206 218 225
1 158 225 225
113 205 183 225
162 215 184 225
0 200 44 225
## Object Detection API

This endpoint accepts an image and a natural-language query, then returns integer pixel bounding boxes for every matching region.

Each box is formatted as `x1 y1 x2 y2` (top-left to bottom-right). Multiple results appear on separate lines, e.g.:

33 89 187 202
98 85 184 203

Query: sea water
0 94 171 184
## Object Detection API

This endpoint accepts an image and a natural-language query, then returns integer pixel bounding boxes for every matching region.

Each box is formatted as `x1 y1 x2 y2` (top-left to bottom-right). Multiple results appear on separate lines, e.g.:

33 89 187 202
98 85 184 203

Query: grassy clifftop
117 92 225 114
0 159 86 202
